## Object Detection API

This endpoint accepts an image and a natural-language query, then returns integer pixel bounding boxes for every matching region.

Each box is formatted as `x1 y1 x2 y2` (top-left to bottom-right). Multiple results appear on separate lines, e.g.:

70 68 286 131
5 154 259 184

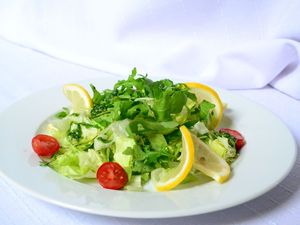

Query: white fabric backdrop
0 1 300 99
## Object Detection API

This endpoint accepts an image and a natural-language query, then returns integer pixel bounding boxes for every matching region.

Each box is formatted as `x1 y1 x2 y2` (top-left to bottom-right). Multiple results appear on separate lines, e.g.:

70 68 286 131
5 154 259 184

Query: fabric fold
201 39 300 99
0 1 300 99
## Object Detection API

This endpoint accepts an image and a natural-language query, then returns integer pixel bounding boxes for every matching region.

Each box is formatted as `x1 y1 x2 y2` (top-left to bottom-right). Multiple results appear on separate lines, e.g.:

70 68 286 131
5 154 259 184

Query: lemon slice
185 82 223 129
191 133 230 183
151 126 194 191
63 84 92 113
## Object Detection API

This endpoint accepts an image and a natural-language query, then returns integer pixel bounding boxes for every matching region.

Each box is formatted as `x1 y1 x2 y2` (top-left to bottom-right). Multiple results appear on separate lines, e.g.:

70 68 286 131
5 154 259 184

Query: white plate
0 77 296 218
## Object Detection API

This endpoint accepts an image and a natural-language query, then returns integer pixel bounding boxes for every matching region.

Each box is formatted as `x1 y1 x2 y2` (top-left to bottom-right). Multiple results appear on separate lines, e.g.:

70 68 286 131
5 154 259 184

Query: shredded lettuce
49 149 104 179
197 130 238 164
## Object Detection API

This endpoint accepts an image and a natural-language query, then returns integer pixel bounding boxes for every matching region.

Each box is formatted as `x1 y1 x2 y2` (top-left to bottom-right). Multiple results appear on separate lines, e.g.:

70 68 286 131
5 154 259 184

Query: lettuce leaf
49 149 104 179
128 118 178 135
198 130 238 164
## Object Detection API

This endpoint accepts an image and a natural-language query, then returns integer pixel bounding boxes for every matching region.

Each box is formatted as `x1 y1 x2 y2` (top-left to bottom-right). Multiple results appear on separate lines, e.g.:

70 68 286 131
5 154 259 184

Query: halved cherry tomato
32 134 60 157
219 128 246 151
97 162 128 190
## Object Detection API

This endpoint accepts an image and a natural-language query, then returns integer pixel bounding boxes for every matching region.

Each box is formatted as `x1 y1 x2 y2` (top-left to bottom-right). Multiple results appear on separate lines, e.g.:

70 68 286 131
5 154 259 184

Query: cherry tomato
32 134 60 157
219 128 245 151
97 162 128 190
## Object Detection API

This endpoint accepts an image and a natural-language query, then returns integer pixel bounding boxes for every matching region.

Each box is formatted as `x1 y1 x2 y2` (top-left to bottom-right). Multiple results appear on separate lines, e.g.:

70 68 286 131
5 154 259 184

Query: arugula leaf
90 69 154 121
130 145 178 174
39 161 50 167
147 134 167 151
112 99 132 120
128 118 178 135
90 84 103 105
152 89 187 121
90 85 114 119
123 146 146 161
68 123 82 141
54 107 69 119
114 68 152 99
126 102 150 119
151 82 190 121
149 79 173 98
165 130 182 158
131 67 137 76
199 100 215 122
90 69 201 129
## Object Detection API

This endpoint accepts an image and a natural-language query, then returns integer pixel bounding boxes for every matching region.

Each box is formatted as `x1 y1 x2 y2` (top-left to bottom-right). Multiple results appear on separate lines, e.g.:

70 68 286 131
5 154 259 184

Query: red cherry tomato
97 162 128 190
32 134 60 157
219 128 246 151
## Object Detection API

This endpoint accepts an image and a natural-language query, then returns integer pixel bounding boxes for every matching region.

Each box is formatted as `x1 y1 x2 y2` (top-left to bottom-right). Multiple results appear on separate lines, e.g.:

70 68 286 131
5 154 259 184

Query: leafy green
147 134 167 151
89 68 199 127
128 118 178 135
199 100 215 123
40 68 229 190
39 161 49 167
114 136 136 177
124 175 143 191
152 88 187 121
49 149 104 179
123 136 180 177
199 130 236 148
68 123 82 141
55 107 70 119
198 130 238 164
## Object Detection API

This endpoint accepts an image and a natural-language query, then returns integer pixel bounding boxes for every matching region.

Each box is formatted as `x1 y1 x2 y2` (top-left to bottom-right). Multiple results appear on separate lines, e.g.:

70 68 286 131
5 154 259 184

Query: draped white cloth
1 0 300 99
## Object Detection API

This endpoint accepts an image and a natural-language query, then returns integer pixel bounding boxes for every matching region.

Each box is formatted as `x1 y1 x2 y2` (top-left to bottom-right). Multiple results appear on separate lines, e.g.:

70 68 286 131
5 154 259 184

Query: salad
32 68 245 191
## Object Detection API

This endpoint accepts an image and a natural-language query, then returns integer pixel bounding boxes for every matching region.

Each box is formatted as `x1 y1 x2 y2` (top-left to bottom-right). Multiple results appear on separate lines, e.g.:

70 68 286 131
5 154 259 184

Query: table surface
0 38 299 225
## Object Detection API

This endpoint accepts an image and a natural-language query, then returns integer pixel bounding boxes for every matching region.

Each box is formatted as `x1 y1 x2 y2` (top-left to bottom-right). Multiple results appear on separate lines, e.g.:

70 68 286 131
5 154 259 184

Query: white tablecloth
0 39 299 225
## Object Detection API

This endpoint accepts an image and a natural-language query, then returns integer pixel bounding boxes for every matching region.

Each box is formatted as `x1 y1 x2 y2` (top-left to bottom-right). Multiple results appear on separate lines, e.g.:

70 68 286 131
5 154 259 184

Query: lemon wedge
185 82 223 129
191 133 230 183
63 84 92 113
151 126 194 191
